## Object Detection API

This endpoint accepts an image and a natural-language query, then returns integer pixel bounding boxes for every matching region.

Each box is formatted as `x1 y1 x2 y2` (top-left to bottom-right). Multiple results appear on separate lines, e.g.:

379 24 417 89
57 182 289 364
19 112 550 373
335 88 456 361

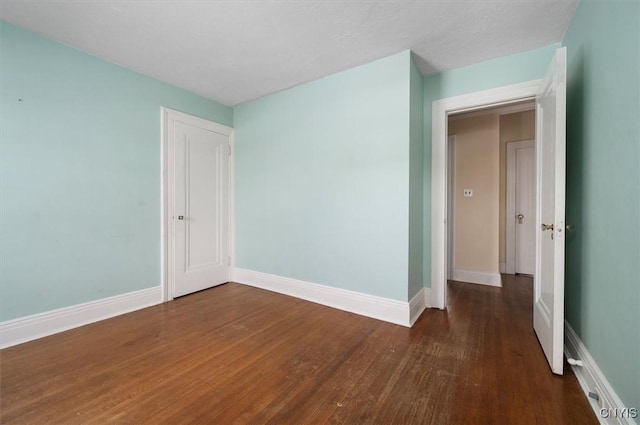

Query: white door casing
431 80 541 309
162 108 232 300
447 135 456 280
533 47 567 375
506 140 536 275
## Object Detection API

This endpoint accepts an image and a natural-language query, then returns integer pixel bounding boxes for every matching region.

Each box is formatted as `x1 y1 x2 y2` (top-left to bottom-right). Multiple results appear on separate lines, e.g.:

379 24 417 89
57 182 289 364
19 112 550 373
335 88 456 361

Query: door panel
534 47 566 375
171 116 230 298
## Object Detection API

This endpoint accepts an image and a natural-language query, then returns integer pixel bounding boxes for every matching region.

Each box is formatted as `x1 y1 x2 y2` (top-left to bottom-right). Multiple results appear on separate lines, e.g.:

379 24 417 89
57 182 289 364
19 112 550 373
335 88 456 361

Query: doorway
445 102 536 289
431 46 567 376
430 80 541 310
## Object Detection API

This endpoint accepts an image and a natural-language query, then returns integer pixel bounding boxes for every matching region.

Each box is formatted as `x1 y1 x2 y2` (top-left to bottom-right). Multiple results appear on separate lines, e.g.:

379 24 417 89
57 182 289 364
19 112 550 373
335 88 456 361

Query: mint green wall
234 51 412 302
563 0 640 408
408 56 424 299
0 22 233 321
422 44 559 287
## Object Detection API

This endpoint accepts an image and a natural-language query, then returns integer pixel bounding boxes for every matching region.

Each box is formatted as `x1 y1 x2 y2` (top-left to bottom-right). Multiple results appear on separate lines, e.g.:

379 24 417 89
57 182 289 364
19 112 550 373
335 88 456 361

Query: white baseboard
0 286 163 349
409 287 430 326
233 268 427 327
564 321 638 425
452 269 502 287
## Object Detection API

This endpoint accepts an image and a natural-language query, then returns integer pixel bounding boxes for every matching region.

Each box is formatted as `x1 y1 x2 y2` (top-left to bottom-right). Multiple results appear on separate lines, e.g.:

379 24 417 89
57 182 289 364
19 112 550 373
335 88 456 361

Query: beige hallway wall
449 114 500 274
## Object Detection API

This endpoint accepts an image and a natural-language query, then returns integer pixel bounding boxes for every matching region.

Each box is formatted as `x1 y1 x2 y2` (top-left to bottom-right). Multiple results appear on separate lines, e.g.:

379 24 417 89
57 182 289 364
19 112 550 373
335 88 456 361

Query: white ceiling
0 1 577 106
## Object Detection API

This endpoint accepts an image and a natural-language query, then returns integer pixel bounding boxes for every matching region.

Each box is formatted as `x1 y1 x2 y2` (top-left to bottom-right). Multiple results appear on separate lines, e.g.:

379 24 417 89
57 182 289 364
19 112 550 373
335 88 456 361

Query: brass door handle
541 223 554 231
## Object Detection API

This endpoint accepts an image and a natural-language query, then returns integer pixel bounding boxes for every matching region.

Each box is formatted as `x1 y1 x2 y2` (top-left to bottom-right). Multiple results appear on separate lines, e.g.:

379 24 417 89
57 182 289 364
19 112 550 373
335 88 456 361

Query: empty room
1 1 638 424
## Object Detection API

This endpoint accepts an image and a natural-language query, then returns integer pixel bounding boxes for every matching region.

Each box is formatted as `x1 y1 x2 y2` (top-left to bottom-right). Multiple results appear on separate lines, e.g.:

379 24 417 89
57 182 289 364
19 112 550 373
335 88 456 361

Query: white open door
534 47 567 375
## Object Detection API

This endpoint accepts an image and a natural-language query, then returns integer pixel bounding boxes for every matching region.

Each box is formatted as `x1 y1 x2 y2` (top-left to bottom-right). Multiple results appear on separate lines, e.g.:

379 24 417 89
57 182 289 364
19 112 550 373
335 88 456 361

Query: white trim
447 135 456 280
506 139 535 275
564 321 638 425
233 268 420 327
0 287 162 349
409 288 430 326
161 108 169 301
229 132 236 271
449 100 535 121
452 269 502 287
431 79 542 310
423 287 431 310
161 107 234 301
499 262 506 273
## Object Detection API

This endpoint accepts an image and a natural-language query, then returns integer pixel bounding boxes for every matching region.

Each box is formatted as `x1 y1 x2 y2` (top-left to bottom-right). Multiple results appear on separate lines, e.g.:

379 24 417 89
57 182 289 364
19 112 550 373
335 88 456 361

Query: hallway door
514 142 535 275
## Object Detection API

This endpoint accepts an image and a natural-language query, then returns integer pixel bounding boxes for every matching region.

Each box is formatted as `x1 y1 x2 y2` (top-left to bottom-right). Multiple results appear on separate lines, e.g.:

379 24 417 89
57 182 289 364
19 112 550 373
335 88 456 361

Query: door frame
447 135 456 280
506 139 535 275
430 80 541 309
161 107 235 302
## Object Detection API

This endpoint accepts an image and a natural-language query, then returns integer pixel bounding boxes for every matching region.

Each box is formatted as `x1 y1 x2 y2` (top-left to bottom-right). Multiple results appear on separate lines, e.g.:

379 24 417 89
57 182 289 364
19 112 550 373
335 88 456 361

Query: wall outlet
463 189 473 197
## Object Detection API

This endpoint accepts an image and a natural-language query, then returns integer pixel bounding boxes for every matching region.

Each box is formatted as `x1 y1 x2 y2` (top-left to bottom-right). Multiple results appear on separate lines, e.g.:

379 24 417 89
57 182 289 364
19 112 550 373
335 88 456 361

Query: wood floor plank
1 277 598 424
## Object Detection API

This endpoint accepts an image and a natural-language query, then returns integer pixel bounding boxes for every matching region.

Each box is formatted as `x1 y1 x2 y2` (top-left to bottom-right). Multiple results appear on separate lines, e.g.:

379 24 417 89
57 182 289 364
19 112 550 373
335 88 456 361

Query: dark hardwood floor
1 275 597 424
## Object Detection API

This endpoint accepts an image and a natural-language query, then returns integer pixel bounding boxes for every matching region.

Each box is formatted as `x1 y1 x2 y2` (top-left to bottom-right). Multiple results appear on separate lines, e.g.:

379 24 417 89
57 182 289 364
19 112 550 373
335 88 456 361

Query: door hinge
227 256 231 266
228 145 232 156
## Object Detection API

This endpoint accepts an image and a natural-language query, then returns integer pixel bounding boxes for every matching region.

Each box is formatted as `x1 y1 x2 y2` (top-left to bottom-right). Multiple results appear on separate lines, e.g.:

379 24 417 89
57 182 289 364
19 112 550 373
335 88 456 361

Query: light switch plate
463 189 473 197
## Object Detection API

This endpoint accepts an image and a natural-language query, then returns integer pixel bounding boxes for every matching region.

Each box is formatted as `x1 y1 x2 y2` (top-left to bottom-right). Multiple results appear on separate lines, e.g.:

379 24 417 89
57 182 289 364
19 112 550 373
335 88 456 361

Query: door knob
178 216 184 220
566 224 575 232
541 223 554 231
